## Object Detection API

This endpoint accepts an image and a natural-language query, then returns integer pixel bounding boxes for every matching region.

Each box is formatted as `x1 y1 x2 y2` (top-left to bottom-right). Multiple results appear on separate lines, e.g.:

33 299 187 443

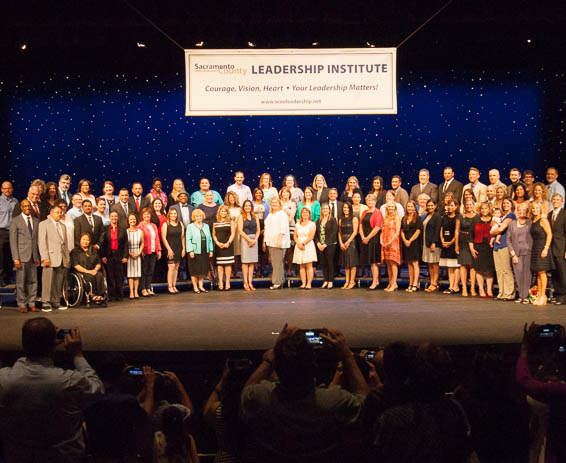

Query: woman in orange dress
380 201 401 291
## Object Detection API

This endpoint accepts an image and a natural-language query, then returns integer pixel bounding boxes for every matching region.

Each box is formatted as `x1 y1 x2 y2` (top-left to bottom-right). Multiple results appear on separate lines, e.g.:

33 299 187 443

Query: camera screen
56 329 72 339
128 367 143 376
304 330 324 345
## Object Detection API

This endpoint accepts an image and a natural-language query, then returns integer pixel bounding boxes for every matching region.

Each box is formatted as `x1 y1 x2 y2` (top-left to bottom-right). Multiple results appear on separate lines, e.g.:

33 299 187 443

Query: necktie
123 203 128 215
87 216 94 230
55 222 63 241
553 212 558 223
32 202 39 217
27 216 33 235
443 182 448 194
420 184 424 192
331 203 335 218
136 197 140 212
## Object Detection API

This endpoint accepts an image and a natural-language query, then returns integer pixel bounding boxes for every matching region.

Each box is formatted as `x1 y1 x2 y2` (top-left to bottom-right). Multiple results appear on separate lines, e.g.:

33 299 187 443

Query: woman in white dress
126 212 144 299
293 207 317 289
280 187 297 277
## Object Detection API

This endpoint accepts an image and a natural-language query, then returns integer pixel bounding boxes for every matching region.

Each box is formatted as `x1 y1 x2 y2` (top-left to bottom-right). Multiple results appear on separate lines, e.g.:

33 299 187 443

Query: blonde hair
259 173 272 188
191 209 205 221
170 178 185 201
215 205 231 223
344 176 359 193
224 191 240 207
312 174 327 190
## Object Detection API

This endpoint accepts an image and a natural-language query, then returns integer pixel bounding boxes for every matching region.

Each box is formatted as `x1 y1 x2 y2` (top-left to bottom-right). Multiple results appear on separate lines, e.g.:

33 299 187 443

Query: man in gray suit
170 191 194 227
38 205 70 312
10 199 40 313
409 169 439 203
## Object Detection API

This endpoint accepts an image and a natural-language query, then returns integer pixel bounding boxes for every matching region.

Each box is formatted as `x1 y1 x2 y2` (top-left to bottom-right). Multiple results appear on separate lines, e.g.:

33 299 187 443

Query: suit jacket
423 213 442 248
170 202 195 228
73 214 105 250
327 200 344 221
315 217 338 245
551 209 566 258
100 224 129 260
110 202 131 229
438 179 464 209
38 218 70 267
9 213 40 263
394 188 410 209
315 188 329 205
128 195 150 217
463 182 487 204
409 183 439 203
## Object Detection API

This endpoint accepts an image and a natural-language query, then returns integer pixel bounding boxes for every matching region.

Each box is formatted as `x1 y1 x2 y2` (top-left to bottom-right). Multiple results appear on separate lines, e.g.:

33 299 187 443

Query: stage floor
2 284 566 352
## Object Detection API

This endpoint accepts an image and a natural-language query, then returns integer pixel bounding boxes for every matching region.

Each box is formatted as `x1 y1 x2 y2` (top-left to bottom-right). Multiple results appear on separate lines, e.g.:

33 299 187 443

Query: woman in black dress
213 205 236 291
457 197 478 297
71 233 106 305
359 194 383 290
338 202 359 290
198 190 220 230
368 176 387 209
340 176 363 205
530 201 553 306
401 200 423 292
161 208 185 294
440 199 461 294
315 203 338 289
469 202 495 298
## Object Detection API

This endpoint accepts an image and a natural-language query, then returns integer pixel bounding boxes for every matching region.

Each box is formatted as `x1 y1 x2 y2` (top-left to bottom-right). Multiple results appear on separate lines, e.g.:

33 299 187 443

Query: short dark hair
274 331 315 391
411 343 454 400
22 317 56 359
82 199 92 206
383 341 412 386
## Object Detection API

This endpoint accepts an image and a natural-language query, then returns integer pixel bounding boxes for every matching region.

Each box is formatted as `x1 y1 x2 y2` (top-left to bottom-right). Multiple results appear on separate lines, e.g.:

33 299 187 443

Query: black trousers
0 228 12 284
106 250 124 299
318 244 337 282
141 253 157 290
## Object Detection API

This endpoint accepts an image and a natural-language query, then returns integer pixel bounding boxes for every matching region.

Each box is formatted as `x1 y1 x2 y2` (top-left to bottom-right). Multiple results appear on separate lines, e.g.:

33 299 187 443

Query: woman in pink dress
380 202 401 291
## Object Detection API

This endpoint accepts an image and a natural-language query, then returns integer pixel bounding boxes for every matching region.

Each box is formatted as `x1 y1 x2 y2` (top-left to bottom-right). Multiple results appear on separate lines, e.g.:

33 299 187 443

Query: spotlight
365 41 375 48
136 42 147 48
526 39 532 43
312 42 319 46
247 41 256 48
20 44 27 50
195 41 204 47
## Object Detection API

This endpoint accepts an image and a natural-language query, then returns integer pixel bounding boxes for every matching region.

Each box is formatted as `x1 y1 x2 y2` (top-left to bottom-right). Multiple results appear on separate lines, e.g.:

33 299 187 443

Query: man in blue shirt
547 167 565 202
190 177 223 207
0 181 18 286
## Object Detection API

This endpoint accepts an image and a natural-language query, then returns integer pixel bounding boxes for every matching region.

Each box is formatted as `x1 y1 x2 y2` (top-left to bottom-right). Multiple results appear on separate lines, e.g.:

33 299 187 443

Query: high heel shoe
168 287 176 294
249 284 256 291
244 283 251 291
193 288 201 294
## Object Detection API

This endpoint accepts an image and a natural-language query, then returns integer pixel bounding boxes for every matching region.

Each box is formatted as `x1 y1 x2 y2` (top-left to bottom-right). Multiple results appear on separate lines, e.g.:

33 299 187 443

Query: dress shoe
19 307 28 313
29 306 39 312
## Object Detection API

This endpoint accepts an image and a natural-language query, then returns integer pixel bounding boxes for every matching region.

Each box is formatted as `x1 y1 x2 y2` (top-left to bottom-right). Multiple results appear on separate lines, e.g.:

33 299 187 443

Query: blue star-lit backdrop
2 69 548 198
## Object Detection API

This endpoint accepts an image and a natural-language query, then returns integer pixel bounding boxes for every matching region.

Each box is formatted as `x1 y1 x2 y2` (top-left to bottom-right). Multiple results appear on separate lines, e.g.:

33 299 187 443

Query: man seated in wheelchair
71 233 107 305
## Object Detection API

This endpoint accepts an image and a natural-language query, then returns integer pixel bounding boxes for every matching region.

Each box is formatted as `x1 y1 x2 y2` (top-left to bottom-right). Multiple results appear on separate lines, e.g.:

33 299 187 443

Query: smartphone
56 329 72 340
127 367 144 376
303 329 325 346
364 350 376 360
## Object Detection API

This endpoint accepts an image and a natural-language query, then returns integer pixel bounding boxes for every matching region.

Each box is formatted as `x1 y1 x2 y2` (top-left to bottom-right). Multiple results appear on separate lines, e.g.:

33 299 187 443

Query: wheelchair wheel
64 272 84 308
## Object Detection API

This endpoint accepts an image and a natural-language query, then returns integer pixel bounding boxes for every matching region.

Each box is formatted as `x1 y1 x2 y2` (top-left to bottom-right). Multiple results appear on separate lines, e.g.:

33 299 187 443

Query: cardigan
185 223 213 254
296 200 321 222
360 209 384 230
423 212 442 248
315 217 338 245
137 221 161 255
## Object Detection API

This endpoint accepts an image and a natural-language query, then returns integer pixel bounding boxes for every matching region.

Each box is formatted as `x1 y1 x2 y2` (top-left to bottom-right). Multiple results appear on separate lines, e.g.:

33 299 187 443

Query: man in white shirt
226 171 252 205
0 318 103 463
462 167 487 204
488 169 506 190
547 167 565 202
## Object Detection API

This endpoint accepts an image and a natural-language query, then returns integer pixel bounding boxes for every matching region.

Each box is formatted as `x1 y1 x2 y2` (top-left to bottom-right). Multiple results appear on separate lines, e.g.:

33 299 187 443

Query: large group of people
1 165 565 309
1 316 564 462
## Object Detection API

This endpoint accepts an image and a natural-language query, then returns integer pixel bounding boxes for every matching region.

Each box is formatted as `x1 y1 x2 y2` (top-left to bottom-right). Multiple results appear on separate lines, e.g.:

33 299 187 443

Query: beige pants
493 247 515 299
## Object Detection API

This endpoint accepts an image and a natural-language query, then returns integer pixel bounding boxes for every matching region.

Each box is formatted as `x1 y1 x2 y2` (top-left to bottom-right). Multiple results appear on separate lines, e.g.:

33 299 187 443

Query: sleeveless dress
457 214 476 266
127 228 142 278
381 216 401 265
439 215 459 267
530 219 554 272
359 213 381 265
401 216 423 262
229 207 241 256
472 217 495 273
339 217 359 267
165 222 183 263
214 222 235 265
240 218 258 264
293 222 317 264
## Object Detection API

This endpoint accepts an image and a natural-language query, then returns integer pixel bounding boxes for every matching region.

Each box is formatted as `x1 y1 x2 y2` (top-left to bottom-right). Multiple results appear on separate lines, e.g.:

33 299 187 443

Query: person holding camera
240 324 368 462
516 322 566 463
0 318 103 463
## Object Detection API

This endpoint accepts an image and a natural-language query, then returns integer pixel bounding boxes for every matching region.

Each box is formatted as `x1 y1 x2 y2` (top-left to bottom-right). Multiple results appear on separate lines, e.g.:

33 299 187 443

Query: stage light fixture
136 42 147 48
526 39 532 43
247 41 256 48
20 44 27 50
195 41 204 47
366 41 376 48
312 42 319 46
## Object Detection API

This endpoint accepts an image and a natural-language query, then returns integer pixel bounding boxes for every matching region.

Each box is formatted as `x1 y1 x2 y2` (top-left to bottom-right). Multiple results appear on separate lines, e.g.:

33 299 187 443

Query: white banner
185 48 397 116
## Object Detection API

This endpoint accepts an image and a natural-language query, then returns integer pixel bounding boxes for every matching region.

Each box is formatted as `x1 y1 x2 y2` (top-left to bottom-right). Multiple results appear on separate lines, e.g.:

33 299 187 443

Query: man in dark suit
9 199 40 313
110 188 131 229
58 174 72 207
550 193 566 305
327 188 344 221
12 185 42 220
438 166 464 214
127 182 150 219
101 211 129 301
170 191 194 227
409 169 439 203
73 199 104 250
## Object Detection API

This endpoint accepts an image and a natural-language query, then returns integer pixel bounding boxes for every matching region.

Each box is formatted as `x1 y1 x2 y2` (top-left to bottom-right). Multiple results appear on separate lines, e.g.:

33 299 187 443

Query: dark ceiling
2 0 565 74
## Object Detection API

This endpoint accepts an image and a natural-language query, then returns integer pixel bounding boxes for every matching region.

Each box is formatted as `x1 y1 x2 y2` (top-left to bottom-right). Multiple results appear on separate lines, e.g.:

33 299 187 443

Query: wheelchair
64 270 108 308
